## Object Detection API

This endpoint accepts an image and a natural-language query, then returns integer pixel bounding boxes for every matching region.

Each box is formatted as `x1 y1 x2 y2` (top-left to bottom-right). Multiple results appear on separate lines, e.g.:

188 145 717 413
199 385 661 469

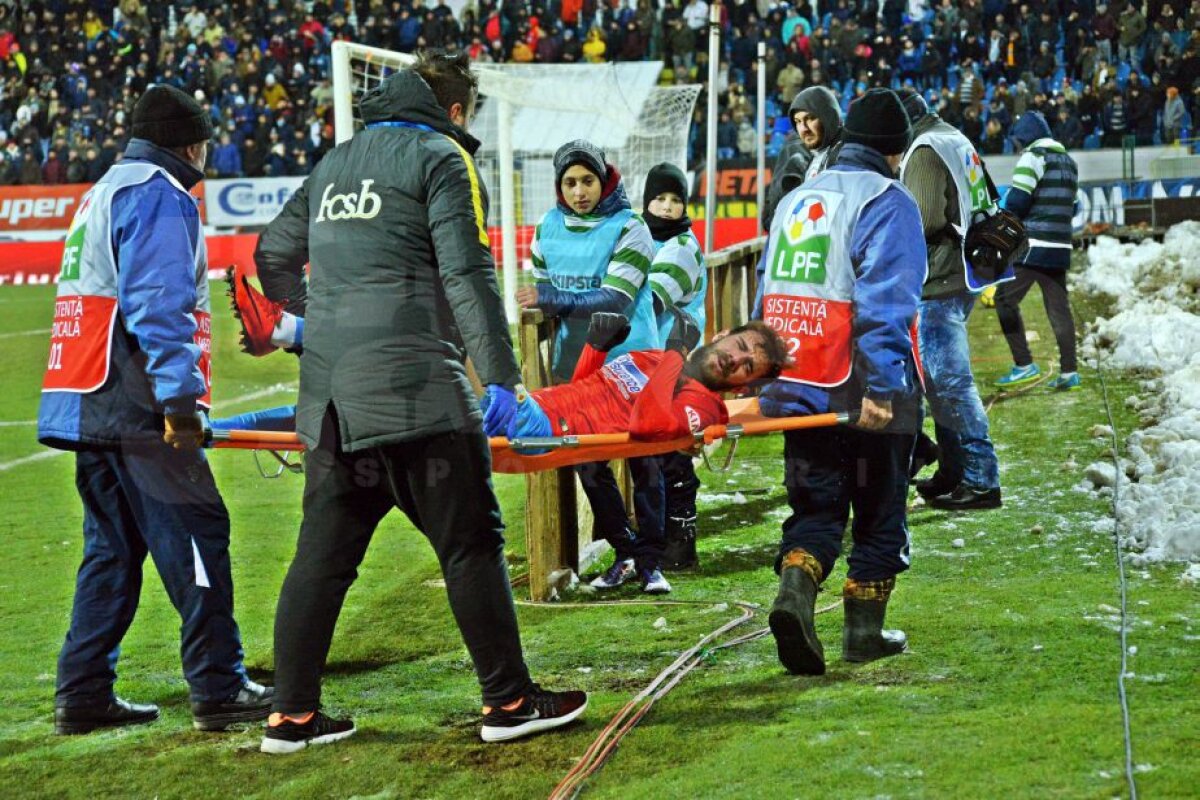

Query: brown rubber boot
768 549 825 675
842 578 908 663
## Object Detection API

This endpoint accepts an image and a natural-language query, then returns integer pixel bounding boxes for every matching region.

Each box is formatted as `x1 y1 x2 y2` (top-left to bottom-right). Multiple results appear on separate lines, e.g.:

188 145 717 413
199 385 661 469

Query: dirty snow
1077 222 1200 572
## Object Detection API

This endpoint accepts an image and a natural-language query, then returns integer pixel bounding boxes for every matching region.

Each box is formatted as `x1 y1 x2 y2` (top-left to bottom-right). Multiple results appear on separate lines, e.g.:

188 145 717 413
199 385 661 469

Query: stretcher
206 398 850 475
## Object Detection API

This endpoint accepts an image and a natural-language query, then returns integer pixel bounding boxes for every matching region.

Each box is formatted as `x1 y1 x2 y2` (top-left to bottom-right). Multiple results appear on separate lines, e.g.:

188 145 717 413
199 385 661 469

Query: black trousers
272 406 532 712
576 455 666 570
779 426 915 583
995 265 1078 373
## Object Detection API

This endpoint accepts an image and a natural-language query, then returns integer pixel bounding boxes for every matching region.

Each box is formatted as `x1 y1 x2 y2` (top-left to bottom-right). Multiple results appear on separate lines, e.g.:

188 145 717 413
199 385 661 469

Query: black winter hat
897 87 930 125
643 162 689 206
132 85 214 148
842 88 912 156
554 139 607 185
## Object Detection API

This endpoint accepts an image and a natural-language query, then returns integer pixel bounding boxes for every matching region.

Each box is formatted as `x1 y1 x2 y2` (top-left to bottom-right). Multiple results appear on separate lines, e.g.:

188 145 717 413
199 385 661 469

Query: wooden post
518 309 578 601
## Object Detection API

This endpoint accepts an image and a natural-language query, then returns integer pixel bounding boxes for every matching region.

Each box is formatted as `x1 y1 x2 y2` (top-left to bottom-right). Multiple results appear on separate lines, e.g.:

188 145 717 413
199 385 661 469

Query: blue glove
481 384 518 436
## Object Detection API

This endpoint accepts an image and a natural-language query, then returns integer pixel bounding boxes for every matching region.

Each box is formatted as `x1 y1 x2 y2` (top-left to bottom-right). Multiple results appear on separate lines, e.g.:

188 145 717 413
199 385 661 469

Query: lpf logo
316 179 383 222
964 148 991 212
772 194 834 284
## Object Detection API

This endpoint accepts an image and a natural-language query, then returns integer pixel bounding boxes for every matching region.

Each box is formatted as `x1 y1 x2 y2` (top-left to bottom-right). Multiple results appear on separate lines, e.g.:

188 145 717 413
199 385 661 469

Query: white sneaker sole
259 724 357 754
480 699 588 743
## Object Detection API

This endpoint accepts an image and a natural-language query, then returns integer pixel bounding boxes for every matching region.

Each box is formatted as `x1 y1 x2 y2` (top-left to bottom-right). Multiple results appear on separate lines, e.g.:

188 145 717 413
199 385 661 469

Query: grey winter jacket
255 69 520 451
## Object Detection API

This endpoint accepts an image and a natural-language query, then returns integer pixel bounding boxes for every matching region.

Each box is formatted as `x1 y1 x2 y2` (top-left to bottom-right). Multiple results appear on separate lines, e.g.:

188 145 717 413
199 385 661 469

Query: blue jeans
918 293 1000 490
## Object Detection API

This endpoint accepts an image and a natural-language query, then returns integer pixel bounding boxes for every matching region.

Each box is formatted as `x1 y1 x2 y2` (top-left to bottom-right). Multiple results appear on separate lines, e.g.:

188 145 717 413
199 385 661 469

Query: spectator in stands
1127 82 1158 145
583 26 607 63
1118 4 1148 66
717 111 738 159
41 149 66 184
960 105 983 144
1032 41 1058 93
980 117 1007 154
1092 4 1118 65
1101 92 1129 147
1053 105 1084 150
958 58 985 115
1162 86 1188 143
212 132 241 178
776 60 806 106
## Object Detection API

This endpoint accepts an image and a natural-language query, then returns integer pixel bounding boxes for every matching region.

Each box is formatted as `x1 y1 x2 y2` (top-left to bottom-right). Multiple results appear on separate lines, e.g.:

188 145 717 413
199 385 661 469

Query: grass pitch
0 275 1195 799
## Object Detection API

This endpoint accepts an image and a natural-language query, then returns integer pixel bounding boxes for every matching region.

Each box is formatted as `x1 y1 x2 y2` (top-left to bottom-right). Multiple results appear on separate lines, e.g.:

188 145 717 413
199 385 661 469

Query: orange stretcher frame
207 399 849 474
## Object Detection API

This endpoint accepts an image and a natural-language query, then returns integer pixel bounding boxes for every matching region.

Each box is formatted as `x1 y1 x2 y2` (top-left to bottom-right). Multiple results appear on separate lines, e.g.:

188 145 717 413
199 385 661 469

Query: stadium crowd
0 0 1198 186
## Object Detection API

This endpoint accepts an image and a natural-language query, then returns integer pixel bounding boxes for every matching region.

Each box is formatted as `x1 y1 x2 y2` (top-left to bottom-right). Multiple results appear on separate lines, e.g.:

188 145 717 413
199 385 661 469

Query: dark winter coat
254 69 520 452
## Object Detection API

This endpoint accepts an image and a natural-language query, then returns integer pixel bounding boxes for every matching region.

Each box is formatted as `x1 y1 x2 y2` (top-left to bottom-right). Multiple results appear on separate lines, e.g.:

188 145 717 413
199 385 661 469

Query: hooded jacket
1004 112 1078 270
760 86 843 229
254 69 520 451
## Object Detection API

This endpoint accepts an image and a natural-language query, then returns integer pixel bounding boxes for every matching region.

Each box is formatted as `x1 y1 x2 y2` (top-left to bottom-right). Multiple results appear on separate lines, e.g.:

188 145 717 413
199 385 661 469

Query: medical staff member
38 84 272 735
757 89 926 676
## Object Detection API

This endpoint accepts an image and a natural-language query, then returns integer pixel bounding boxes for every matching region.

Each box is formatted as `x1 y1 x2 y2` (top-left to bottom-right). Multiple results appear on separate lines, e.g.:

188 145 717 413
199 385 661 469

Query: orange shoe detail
268 711 315 727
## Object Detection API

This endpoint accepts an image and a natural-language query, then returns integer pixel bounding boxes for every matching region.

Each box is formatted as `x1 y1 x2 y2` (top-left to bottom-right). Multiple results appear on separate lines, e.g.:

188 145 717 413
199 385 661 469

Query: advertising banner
205 177 305 227
0 184 91 233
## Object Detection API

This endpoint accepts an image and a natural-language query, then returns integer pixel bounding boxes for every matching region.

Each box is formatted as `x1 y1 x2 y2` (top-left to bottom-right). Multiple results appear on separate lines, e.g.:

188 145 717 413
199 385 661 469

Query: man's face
688 331 773 390
792 110 824 149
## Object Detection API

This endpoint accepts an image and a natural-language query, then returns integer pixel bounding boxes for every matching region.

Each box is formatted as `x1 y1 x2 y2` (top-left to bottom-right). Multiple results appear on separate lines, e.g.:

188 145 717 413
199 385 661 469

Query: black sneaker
480 684 587 743
929 484 1002 511
54 697 160 735
192 680 275 731
260 711 356 754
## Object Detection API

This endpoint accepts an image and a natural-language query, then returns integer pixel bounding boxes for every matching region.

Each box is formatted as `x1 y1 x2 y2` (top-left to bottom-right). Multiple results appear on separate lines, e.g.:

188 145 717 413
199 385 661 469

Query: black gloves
586 312 632 352
665 307 701 355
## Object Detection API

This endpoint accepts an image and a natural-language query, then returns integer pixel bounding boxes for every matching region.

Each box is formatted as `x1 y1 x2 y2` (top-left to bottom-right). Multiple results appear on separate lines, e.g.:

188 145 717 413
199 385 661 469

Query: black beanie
643 162 689 207
897 87 930 125
842 88 912 156
553 139 607 185
131 85 214 148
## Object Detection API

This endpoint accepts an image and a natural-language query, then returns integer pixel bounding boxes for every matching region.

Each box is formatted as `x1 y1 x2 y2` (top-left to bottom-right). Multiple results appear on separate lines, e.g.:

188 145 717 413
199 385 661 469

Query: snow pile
1076 221 1200 314
1077 223 1200 570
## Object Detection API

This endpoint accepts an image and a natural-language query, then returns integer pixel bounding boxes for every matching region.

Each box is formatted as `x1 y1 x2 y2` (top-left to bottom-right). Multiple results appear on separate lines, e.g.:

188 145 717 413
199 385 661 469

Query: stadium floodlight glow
331 41 700 323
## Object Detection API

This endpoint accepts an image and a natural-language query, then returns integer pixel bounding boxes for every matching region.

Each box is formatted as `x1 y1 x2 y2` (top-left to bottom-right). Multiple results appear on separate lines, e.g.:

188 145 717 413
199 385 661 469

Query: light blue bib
538 207 658 380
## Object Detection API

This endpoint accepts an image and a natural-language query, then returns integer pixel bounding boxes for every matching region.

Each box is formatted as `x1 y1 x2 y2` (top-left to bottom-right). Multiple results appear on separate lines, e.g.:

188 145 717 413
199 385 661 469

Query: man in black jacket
253 51 585 753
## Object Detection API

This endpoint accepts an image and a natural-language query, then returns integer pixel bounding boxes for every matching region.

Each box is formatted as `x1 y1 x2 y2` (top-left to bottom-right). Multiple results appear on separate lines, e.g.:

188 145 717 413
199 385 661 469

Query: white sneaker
590 558 636 589
640 567 672 595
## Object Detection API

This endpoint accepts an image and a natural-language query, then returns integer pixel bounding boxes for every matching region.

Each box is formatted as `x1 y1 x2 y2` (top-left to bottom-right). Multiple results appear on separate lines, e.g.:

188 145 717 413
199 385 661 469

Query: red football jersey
533 348 728 440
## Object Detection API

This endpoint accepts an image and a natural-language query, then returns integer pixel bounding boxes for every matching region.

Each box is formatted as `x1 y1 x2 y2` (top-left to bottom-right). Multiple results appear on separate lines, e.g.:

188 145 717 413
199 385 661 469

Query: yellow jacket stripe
444 135 490 247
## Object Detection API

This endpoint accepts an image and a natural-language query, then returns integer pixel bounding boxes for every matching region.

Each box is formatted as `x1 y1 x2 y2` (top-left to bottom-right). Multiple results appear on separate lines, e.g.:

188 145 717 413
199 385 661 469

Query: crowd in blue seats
0 1 1197 187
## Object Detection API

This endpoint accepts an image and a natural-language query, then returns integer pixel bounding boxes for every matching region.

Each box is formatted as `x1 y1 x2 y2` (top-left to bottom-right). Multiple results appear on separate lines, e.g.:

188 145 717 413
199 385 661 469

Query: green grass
0 273 1196 799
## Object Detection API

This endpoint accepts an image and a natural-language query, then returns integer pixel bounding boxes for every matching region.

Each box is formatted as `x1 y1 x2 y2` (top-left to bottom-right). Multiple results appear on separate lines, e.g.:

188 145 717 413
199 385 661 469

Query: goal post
330 41 701 323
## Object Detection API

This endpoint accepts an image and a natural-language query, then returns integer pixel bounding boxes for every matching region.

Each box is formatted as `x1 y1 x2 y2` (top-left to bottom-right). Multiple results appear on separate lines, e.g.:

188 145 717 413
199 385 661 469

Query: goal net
331 41 701 319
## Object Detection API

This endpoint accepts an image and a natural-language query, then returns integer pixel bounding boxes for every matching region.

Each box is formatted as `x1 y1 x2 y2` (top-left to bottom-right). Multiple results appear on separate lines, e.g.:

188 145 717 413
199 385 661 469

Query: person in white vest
896 88 1005 512
37 84 273 735
756 88 927 677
